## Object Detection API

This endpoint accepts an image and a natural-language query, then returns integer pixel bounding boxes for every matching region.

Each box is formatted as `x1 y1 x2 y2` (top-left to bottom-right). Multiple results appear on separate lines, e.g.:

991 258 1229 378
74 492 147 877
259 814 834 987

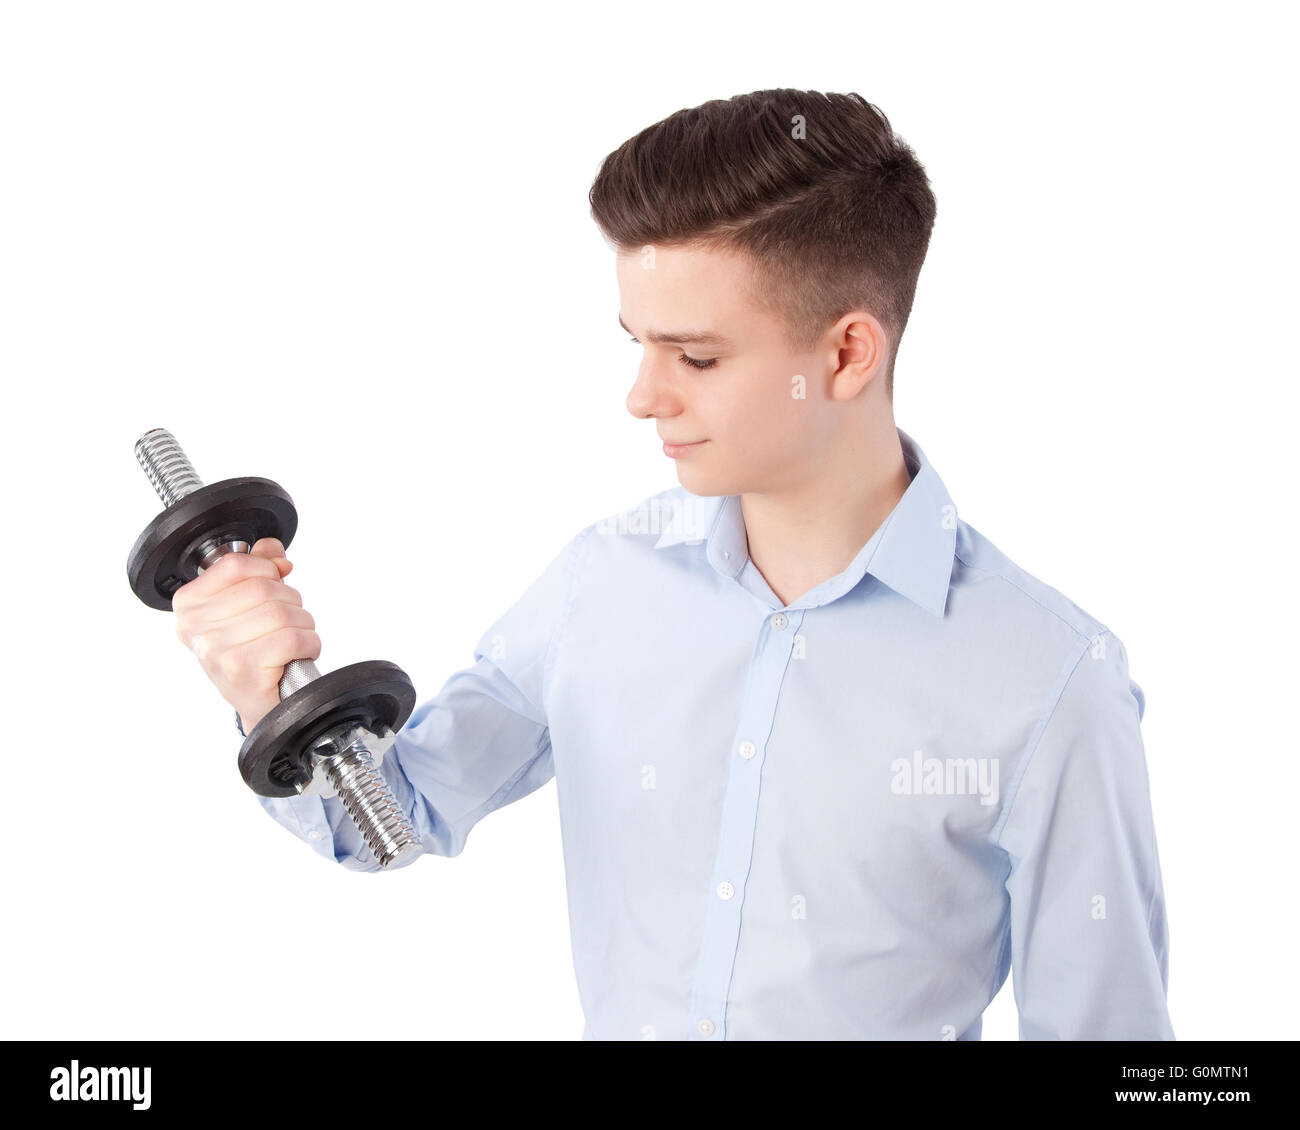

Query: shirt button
308 830 323 841
697 1018 715 1036
738 741 756 760
717 881 734 900
770 612 788 630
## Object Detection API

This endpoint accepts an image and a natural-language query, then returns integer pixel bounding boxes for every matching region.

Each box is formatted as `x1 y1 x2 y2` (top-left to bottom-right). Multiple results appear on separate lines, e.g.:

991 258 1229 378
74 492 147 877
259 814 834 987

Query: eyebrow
618 314 733 347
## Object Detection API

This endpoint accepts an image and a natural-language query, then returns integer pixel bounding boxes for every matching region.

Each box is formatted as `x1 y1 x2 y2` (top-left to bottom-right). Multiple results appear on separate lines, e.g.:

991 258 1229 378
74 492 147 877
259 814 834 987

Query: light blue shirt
259 427 1174 1041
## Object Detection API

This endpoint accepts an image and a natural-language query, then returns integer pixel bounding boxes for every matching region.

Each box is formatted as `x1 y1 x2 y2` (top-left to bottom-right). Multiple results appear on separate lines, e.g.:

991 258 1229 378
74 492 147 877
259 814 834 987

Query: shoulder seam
989 629 1115 848
954 539 1105 644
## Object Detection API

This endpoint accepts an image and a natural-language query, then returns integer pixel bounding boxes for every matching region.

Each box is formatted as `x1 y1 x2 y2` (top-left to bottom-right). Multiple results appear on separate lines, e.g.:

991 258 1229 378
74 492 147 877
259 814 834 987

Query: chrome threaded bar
321 744 422 867
134 427 203 507
134 427 420 868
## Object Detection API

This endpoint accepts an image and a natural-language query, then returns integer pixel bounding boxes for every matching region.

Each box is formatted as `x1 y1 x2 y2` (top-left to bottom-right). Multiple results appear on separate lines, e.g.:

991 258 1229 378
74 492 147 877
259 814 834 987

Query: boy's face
616 243 876 498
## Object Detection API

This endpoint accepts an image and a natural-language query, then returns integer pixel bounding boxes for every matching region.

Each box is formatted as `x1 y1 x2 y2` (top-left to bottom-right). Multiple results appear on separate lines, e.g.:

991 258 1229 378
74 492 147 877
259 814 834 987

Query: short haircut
589 89 937 400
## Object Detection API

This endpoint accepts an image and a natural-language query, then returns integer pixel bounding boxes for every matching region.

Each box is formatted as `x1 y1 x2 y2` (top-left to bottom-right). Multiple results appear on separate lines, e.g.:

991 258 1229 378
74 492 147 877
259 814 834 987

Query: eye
627 335 718 370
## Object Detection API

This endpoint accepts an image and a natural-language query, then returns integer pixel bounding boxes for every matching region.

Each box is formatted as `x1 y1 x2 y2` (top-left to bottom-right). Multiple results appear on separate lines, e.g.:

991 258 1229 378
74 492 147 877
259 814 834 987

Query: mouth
662 438 708 457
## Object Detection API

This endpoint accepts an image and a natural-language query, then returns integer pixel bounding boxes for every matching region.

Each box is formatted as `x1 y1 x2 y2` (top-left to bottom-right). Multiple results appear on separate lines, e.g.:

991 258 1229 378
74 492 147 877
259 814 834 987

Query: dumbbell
127 427 421 868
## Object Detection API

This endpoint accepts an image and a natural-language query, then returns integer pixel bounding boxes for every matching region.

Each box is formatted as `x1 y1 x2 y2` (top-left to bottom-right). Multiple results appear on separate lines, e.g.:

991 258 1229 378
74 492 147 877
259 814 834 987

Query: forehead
615 243 774 331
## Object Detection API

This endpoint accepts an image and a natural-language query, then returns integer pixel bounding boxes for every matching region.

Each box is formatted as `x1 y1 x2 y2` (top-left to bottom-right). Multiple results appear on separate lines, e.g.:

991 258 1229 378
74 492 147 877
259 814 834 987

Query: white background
2 1 1295 1041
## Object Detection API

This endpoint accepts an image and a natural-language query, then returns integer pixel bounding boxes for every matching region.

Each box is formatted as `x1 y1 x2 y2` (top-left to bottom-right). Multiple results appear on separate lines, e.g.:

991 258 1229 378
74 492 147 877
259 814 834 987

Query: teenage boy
175 89 1173 1041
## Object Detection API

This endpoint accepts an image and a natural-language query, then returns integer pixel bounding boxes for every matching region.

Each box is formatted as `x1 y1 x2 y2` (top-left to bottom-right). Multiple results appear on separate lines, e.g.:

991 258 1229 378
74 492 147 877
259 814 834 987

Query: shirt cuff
259 794 337 860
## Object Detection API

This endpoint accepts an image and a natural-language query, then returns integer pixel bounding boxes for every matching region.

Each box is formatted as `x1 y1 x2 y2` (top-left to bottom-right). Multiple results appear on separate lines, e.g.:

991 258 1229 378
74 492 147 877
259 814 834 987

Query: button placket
687 607 805 1039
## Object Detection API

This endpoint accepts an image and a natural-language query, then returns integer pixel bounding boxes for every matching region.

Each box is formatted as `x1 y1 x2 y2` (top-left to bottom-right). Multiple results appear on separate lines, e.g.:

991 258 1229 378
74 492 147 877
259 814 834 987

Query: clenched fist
172 537 321 735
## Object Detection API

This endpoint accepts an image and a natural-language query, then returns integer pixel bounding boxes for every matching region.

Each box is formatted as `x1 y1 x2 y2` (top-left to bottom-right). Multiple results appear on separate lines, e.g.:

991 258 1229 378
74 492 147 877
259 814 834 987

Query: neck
740 416 911 608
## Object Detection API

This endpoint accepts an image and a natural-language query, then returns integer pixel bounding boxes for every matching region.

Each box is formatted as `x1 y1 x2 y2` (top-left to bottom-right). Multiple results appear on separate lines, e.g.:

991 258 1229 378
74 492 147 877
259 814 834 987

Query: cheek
740 367 819 450
696 359 819 455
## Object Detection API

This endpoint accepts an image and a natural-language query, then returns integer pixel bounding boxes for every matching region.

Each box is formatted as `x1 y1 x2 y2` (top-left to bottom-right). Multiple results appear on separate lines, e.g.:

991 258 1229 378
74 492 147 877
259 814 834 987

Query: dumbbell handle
134 428 421 868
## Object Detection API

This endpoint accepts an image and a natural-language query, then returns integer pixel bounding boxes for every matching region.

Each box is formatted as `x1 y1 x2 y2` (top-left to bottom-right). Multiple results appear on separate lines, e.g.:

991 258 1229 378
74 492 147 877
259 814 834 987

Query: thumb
250 538 293 577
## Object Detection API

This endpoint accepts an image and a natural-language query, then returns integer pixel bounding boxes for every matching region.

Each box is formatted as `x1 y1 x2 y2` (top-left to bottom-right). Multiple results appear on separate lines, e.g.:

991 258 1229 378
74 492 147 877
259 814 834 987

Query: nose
625 354 682 421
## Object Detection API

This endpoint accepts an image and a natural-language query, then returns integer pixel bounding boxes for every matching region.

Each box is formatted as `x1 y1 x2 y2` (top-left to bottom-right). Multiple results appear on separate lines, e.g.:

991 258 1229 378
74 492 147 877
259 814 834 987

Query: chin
675 463 745 498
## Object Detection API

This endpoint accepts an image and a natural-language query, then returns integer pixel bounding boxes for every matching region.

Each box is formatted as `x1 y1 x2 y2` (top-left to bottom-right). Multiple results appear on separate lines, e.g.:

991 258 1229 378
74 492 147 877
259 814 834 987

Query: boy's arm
256 528 588 871
995 630 1174 1040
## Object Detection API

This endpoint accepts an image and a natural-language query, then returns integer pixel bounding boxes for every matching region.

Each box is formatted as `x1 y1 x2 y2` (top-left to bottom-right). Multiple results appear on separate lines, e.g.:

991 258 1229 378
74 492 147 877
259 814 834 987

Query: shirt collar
652 426 957 617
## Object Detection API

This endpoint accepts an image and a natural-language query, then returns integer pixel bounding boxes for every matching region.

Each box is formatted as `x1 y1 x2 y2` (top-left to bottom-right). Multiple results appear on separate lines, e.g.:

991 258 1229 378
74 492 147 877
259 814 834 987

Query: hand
172 538 321 734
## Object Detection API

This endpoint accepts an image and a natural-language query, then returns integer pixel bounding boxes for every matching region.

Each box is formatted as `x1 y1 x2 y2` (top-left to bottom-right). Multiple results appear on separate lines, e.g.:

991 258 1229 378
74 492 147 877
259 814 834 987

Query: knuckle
213 553 248 579
219 648 243 682
249 576 282 602
225 554 271 583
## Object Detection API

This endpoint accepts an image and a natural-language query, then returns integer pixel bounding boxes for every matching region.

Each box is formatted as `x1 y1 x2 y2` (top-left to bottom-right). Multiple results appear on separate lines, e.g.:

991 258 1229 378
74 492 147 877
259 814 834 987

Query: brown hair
588 89 937 400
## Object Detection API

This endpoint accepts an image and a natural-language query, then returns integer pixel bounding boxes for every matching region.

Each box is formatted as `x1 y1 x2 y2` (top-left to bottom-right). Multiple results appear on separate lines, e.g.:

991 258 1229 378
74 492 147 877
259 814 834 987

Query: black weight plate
127 477 297 610
237 660 417 797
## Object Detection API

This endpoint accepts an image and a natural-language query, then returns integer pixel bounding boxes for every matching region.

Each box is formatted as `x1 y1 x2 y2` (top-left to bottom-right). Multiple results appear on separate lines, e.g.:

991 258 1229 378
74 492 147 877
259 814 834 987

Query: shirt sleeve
256 527 586 871
995 629 1175 1039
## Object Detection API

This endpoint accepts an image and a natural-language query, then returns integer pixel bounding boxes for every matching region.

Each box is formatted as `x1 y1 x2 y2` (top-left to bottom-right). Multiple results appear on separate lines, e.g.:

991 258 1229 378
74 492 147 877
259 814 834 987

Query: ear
829 311 889 401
